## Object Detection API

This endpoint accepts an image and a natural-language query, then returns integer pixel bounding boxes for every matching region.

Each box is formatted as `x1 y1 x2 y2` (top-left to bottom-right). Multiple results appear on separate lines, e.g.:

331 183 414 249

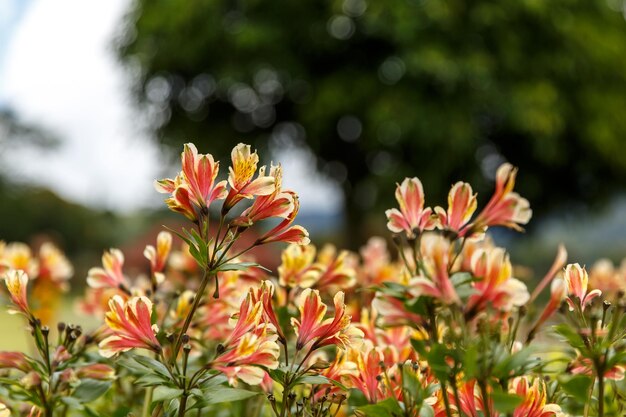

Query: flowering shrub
1 142 625 417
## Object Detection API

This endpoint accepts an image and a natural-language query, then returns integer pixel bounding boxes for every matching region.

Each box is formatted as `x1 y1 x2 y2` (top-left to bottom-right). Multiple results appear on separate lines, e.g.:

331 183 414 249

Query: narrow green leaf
72 379 112 403
152 386 184 403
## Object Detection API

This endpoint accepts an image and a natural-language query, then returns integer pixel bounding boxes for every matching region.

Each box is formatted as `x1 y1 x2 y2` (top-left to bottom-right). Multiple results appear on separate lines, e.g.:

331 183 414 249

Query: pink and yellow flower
99 295 161 357
570 355 625 380
434 181 477 236
222 292 264 348
0 351 31 372
38 242 73 289
291 289 363 351
409 235 460 304
87 249 128 290
4 270 30 316
473 163 532 233
314 244 357 290
224 143 275 210
212 331 280 386
180 143 228 209
466 247 529 315
256 192 310 245
75 363 116 380
0 242 38 278
249 280 285 342
385 177 436 239
346 344 386 403
144 231 172 282
563 263 601 312
277 244 319 288
510 377 562 417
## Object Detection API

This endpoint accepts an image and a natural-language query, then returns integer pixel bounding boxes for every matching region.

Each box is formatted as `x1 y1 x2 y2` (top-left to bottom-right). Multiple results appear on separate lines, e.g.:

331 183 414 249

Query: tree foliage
116 0 626 238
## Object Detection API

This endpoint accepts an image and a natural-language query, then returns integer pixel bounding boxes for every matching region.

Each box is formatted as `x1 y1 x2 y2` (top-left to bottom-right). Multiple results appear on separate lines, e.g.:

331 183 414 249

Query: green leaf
292 374 330 386
217 262 271 273
491 390 523 413
72 379 112 403
135 373 170 387
204 387 260 404
357 397 403 417
153 386 184 403
554 323 585 350
132 355 171 378
559 374 593 402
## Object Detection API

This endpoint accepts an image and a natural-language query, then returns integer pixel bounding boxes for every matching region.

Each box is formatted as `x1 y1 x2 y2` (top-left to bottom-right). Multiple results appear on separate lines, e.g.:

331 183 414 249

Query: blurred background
2 0 626 305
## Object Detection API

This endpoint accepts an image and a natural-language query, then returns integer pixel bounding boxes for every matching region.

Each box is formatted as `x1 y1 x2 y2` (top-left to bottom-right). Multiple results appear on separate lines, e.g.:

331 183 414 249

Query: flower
563 263 601 312
222 291 264 348
528 278 566 339
346 344 386 402
249 280 285 342
0 242 38 277
99 295 161 357
0 351 31 372
232 164 294 226
472 163 532 233
4 270 30 316
75 363 116 380
277 244 319 288
291 289 363 351
156 176 198 221
570 355 625 380
180 143 227 209
38 242 73 289
409 235 460 304
212 331 280 386
144 231 172 285
466 247 529 315
224 143 275 210
385 177 436 239
510 377 562 417
256 191 310 245
589 258 626 296
87 249 128 290
314 244 357 290
434 181 477 237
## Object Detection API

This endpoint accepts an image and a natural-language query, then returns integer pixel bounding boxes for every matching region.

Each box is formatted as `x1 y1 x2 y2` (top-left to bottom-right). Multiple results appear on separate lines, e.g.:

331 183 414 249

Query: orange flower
510 377 562 417
76 363 116 380
4 270 30 316
277 244 319 288
38 242 73 289
386 177 436 239
409 235 460 304
346 344 386 402
0 242 39 278
180 143 227 209
473 163 532 233
212 331 280 386
314 245 357 291
570 355 625 380
291 289 363 351
99 295 161 357
564 263 601 312
87 249 128 290
256 191 310 245
222 291 263 348
224 143 275 210
466 247 529 315
144 231 172 277
249 280 285 342
434 181 477 237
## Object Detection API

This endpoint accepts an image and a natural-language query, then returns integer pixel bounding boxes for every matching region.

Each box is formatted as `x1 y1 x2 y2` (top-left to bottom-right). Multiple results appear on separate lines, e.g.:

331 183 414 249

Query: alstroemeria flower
346 344 386 403
466 247 529 316
510 377 562 417
144 231 172 281
222 291 263 348
434 181 477 237
250 280 285 342
232 164 294 227
570 355 625 380
99 295 161 357
291 289 363 351
156 176 199 221
4 270 30 316
0 351 31 372
386 177 436 239
38 242 73 289
529 278 566 340
277 244 320 288
0 242 39 278
473 163 532 233
314 245 357 290
256 192 310 245
212 331 280 386
76 363 116 380
87 249 128 290
564 263 601 312
409 235 460 304
180 143 227 209
224 143 275 210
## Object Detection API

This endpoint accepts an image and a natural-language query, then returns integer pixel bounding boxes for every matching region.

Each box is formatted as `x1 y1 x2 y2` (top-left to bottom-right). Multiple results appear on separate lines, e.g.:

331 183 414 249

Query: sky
0 0 342 214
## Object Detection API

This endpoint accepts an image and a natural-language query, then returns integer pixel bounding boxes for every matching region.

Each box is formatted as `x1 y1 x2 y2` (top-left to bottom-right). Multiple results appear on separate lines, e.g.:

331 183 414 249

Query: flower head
256 192 309 245
144 231 172 277
99 295 161 357
0 351 31 372
291 289 363 351
180 143 228 209
4 270 30 316
473 163 532 234
224 143 275 210
434 181 477 237
38 242 73 289
76 364 116 380
278 244 319 288
87 249 128 290
563 263 601 312
409 235 460 304
510 377 562 417
385 177 436 239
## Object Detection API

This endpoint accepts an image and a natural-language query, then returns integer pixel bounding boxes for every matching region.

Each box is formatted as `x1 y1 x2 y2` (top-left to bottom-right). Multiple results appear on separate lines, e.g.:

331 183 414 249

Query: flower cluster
3 144 626 417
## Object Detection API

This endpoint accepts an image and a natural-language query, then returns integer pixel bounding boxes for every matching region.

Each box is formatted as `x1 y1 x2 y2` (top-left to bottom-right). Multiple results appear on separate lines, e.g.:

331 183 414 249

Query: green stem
143 387 154 417
478 379 492 417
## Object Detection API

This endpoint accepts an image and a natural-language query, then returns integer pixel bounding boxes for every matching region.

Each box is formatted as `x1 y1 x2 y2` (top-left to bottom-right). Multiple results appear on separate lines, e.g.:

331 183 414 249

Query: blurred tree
116 0 626 245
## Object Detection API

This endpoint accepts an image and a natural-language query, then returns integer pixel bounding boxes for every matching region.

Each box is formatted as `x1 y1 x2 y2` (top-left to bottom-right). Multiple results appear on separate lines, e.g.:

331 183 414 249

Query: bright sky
0 0 341 214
